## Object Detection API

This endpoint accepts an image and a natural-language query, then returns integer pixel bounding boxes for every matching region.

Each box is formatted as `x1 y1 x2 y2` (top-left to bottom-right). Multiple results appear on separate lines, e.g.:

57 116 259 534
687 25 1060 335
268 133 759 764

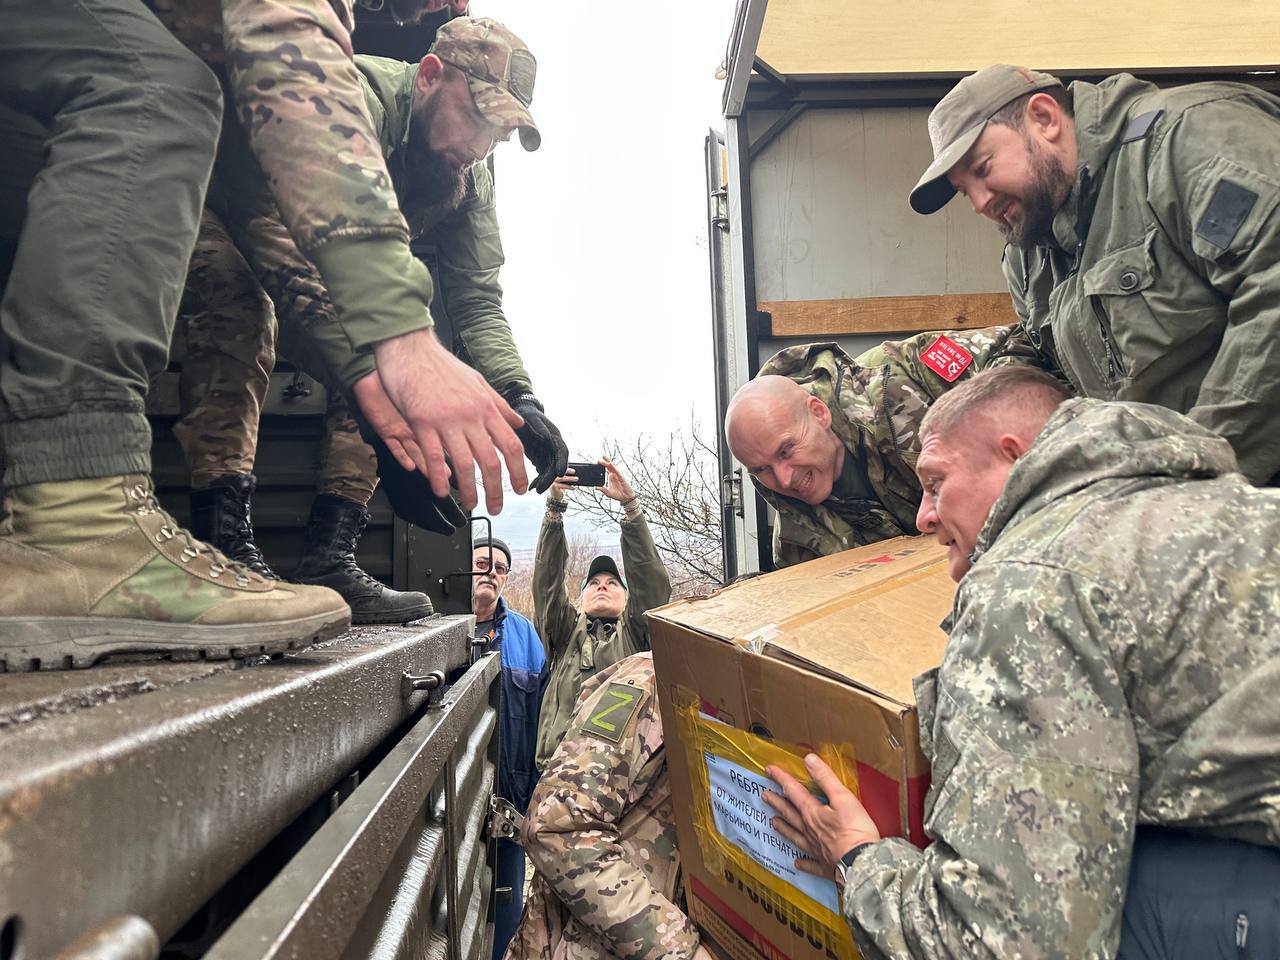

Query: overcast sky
470 1 739 552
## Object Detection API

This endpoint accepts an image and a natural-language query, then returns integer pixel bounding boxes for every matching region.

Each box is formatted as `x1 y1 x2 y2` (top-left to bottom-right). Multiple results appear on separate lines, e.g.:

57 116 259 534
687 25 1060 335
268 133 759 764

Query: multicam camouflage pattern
172 209 276 489
533 512 671 769
1000 74 1280 484
317 394 378 504
431 17 540 150
506 654 701 960
842 399 1280 959
148 0 408 253
757 326 1046 567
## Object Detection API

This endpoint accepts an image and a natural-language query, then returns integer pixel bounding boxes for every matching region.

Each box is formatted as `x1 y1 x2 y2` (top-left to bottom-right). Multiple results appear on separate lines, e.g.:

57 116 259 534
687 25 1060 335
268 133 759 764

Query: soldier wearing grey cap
912 63 1280 485
532 458 671 769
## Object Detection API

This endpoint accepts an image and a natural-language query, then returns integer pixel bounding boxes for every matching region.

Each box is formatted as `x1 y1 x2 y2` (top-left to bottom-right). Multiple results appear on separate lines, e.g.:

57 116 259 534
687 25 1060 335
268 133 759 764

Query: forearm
621 510 672 613
533 506 573 643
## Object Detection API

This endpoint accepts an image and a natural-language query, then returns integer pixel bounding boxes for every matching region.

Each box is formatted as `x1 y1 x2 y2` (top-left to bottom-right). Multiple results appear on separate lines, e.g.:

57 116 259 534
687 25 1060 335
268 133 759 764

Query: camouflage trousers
172 208 378 504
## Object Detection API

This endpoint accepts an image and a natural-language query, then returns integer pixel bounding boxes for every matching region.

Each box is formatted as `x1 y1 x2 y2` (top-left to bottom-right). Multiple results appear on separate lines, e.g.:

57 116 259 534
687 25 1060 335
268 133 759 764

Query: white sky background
470 1 739 552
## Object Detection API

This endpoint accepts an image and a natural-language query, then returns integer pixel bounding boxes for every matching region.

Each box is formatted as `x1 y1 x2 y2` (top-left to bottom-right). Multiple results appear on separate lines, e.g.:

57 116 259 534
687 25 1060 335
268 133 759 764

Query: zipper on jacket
1092 299 1126 383
1236 912 1248 957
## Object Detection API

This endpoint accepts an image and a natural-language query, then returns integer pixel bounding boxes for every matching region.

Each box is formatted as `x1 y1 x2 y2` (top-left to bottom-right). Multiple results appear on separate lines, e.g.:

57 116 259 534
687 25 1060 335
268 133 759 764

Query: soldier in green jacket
533 460 672 769
177 21 566 622
725 325 1043 567
765 366 1280 959
911 63 1280 484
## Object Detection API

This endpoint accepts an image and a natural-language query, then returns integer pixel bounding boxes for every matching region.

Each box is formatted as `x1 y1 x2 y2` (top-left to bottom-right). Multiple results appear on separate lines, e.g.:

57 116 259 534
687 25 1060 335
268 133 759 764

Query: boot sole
0 609 351 673
349 601 434 626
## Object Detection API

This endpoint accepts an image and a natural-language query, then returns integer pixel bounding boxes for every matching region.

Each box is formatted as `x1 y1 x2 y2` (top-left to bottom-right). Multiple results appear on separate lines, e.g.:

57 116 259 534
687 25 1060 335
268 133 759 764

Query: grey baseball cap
910 64 1063 215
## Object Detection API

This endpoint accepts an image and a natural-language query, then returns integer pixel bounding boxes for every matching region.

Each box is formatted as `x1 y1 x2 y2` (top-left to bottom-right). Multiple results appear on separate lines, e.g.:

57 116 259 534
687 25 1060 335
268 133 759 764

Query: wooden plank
759 293 1018 337
758 0 1280 78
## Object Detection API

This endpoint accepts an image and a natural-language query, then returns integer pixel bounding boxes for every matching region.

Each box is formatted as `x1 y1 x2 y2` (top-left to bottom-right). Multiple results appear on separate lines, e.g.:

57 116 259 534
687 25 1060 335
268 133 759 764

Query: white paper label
704 750 839 912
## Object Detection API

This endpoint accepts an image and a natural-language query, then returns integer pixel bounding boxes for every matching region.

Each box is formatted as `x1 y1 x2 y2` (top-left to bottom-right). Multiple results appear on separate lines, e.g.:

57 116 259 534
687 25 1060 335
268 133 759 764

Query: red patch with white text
921 334 974 383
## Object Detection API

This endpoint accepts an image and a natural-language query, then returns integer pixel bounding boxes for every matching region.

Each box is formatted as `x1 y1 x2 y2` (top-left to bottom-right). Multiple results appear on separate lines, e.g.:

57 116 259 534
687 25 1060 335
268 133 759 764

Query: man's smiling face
736 394 846 506
914 431 1012 581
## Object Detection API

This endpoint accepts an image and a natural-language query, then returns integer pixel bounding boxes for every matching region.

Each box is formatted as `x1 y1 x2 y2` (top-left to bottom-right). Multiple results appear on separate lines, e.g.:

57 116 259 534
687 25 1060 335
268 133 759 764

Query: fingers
382 437 415 472
489 411 528 498
793 857 830 879
804 753 851 803
769 813 814 854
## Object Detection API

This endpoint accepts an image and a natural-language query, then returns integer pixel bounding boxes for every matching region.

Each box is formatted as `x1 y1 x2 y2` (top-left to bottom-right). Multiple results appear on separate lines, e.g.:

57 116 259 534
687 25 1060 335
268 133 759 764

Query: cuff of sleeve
309 236 436 388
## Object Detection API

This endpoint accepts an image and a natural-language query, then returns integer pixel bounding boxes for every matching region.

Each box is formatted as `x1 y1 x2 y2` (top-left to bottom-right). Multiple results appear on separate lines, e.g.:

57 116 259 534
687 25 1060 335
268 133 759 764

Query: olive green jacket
532 511 672 769
756 326 1044 567
1003 73 1280 484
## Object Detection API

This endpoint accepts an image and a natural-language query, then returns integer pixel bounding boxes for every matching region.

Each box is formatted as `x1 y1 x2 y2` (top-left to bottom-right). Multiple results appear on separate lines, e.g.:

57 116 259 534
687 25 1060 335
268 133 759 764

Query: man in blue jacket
472 535 546 959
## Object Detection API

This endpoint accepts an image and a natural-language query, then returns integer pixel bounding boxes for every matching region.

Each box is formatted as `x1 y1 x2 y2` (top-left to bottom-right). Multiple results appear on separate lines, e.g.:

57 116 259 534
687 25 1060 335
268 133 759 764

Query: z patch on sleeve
921 334 974 383
580 682 645 744
1196 178 1258 250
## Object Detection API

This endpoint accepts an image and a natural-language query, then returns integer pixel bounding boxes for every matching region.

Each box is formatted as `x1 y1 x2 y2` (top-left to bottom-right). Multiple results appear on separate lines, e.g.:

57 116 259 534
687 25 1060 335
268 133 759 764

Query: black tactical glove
350 408 468 535
507 391 569 494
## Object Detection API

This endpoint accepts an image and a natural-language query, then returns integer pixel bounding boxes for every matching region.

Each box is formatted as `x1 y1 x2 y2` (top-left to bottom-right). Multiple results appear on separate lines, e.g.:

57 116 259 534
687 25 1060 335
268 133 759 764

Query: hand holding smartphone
564 461 607 486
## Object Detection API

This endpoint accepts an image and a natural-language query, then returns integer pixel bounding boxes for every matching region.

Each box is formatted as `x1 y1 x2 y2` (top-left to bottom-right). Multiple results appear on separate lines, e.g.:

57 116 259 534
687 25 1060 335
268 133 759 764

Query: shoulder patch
1121 109 1162 143
920 334 974 383
1196 178 1258 250
580 681 646 744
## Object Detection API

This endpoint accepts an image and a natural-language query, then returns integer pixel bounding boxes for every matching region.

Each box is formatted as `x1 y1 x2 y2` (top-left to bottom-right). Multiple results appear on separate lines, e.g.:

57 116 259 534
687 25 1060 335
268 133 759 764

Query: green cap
432 17 541 151
909 64 1063 215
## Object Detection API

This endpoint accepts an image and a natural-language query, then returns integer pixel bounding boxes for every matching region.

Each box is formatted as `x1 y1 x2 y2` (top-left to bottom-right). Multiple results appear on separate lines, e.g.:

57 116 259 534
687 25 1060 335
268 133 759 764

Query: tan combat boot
0 474 351 671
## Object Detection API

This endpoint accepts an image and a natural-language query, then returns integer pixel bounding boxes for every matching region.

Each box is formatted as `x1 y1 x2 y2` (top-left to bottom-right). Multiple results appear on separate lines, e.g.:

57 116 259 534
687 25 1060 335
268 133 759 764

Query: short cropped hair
921 366 1071 444
989 85 1074 131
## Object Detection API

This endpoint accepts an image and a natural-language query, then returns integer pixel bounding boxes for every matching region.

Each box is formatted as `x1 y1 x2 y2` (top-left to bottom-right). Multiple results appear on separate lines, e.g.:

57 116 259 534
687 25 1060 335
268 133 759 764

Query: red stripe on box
856 762 932 848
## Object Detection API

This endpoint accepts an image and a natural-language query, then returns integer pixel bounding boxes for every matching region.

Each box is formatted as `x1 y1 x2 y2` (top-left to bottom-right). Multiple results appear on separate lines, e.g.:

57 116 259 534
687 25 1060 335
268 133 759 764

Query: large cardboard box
648 537 954 960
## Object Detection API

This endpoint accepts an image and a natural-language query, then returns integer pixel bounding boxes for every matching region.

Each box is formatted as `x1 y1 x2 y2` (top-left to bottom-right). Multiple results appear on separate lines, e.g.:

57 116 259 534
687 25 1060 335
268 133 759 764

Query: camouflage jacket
757 326 1043 567
1002 74 1280 484
219 55 531 393
842 399 1280 959
506 654 700 960
532 511 672 769
150 0 438 388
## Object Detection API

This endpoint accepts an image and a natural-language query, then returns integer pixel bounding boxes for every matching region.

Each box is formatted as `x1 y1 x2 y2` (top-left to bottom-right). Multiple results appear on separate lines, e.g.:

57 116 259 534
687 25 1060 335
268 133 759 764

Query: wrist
547 496 567 514
620 494 641 518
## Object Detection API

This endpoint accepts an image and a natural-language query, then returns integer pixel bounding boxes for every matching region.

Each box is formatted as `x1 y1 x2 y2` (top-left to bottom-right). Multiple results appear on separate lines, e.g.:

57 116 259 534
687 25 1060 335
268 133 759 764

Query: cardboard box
648 537 954 960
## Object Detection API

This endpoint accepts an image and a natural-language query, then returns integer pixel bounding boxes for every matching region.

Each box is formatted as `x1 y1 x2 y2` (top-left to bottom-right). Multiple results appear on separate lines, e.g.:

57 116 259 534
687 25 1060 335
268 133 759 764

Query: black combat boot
189 473 278 579
292 494 433 624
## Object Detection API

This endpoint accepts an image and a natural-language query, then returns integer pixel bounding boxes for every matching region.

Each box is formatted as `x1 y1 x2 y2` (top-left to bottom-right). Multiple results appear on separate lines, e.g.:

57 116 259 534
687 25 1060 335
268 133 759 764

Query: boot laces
130 481 262 587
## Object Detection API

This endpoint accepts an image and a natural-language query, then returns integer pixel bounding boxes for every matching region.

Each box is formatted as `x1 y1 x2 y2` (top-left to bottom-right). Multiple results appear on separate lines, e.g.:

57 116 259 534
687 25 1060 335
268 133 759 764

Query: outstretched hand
600 456 636 504
763 754 880 876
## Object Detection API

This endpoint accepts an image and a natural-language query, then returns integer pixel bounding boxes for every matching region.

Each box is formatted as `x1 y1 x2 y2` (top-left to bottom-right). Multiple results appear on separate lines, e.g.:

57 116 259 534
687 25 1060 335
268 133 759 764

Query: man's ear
1025 91 1066 145
416 53 445 95
996 432 1033 463
807 395 832 428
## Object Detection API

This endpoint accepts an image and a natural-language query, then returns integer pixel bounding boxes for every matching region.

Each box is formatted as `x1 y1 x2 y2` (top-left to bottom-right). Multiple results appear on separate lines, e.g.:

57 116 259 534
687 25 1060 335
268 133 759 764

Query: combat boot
0 474 351 672
292 494 433 625
190 473 278 579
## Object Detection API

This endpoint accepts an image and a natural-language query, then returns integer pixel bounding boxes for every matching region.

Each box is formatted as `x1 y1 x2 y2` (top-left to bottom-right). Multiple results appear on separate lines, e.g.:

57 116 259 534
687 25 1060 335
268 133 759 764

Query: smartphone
566 462 606 487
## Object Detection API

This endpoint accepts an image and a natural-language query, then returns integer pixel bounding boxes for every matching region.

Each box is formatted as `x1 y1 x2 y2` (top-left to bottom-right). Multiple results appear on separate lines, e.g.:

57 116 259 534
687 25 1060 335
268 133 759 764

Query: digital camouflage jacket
757 326 1044 567
843 399 1280 959
506 653 700 960
1003 74 1280 484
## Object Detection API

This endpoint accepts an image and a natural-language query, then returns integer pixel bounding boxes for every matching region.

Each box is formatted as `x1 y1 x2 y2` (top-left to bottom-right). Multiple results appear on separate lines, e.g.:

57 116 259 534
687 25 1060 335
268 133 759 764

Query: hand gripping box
647 537 954 960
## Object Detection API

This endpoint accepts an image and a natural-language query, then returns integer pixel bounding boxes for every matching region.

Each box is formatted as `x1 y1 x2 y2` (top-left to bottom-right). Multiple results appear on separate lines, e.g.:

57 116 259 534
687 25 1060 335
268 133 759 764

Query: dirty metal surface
0 617 475 960
205 651 500 960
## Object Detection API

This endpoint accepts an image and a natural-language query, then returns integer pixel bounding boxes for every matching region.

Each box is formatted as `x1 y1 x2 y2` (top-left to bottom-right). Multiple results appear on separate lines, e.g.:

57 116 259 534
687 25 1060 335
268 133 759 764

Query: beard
401 98 468 217
999 137 1072 250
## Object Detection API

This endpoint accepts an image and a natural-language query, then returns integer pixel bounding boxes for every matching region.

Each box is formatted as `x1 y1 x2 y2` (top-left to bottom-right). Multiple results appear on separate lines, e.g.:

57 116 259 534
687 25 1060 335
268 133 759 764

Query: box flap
650 537 953 705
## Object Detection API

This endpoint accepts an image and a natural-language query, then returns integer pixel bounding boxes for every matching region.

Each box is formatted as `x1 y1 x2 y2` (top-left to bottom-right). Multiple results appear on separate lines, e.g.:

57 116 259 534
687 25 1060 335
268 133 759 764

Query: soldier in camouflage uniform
725 325 1045 567
175 21 565 623
506 653 713 960
765 366 1280 959
912 63 1280 485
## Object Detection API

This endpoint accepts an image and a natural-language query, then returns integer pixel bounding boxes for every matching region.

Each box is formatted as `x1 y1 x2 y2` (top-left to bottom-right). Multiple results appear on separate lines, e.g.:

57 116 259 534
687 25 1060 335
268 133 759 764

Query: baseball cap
909 64 1063 215
432 17 541 151
582 555 626 591
472 535 511 567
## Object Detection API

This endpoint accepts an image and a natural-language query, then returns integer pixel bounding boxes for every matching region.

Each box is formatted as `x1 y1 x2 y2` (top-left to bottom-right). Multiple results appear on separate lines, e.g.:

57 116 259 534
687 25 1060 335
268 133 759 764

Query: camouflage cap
432 16 541 151
909 64 1063 215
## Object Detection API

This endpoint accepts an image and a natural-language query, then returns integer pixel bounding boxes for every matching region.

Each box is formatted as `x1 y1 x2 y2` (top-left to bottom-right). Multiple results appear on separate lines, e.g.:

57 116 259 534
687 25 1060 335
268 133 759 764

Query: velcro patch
1196 179 1258 250
921 334 974 383
580 682 645 744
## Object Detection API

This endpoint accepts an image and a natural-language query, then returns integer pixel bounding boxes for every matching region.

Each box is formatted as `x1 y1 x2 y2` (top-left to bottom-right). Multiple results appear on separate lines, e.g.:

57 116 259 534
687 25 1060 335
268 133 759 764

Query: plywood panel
757 0 1280 77
759 293 1018 336
749 106 1007 302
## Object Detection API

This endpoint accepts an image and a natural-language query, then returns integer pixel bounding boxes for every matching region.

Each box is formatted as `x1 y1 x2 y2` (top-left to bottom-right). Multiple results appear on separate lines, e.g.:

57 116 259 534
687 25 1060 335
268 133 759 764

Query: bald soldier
766 367 1280 959
725 326 1045 567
